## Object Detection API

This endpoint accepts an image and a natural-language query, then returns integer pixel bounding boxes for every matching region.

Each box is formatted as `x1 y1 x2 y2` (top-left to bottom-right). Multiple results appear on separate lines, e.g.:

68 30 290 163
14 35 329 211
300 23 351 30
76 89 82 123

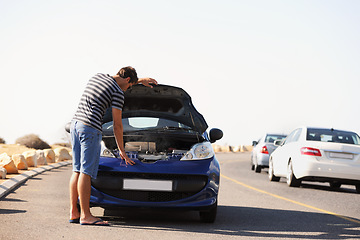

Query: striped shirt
73 73 124 132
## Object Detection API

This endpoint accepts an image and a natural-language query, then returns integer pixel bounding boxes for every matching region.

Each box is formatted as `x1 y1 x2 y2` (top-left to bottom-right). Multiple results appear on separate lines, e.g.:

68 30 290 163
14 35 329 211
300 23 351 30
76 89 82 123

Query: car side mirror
209 128 223 143
274 140 282 146
65 122 71 133
252 141 258 146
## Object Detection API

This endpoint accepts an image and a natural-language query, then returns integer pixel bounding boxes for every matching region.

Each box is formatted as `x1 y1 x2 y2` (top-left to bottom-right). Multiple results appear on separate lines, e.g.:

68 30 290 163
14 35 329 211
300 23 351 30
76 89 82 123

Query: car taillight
261 146 269 154
300 147 322 156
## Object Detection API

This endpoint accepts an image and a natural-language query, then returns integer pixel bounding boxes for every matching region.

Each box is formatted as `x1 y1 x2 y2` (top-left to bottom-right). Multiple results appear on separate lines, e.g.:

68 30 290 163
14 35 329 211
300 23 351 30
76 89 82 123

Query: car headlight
180 142 214 161
101 148 116 158
100 141 116 158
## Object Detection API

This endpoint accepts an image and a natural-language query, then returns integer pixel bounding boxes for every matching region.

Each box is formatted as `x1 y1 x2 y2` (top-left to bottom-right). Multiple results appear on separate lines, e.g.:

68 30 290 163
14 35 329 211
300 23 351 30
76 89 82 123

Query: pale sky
1 0 360 146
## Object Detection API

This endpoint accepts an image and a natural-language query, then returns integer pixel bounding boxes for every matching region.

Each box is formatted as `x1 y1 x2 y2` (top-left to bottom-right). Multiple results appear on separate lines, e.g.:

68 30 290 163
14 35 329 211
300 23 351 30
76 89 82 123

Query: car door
272 129 301 176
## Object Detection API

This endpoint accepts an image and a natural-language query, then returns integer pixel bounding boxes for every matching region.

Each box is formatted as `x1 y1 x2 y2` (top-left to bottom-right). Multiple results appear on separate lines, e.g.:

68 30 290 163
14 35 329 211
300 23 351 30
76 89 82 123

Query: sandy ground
0 144 35 156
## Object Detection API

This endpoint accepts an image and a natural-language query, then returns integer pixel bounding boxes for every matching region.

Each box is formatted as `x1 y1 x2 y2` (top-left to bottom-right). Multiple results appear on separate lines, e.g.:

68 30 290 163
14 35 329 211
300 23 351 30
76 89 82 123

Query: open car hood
102 84 208 133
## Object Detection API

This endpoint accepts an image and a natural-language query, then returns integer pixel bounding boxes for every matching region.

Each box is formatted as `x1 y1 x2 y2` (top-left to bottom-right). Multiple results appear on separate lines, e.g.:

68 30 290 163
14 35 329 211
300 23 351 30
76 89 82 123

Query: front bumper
90 182 218 210
89 156 220 210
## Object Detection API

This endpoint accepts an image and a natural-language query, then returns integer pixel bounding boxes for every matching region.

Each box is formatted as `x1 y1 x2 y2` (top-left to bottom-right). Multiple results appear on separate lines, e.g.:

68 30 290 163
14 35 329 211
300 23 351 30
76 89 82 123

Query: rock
43 149 55 163
23 150 37 167
0 153 18 174
212 144 222 152
0 166 7 179
54 147 72 162
35 150 47 165
220 145 232 152
12 154 28 170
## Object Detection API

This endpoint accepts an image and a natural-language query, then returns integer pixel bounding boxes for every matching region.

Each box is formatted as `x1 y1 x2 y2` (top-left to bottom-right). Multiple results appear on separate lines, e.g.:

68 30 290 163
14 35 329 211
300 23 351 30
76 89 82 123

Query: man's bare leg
69 172 80 220
78 173 108 224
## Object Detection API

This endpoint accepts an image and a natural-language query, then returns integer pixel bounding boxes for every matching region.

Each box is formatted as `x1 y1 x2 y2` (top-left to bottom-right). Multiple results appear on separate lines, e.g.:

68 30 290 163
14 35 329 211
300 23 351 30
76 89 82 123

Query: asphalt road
1 152 359 239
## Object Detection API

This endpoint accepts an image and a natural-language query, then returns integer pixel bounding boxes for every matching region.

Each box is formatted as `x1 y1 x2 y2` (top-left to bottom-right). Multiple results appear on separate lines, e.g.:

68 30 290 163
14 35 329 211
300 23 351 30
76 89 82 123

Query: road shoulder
0 161 71 199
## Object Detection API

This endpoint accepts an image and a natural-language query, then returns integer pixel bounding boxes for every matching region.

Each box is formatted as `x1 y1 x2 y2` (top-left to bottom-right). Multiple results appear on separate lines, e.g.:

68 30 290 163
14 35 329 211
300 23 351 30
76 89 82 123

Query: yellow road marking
221 174 360 225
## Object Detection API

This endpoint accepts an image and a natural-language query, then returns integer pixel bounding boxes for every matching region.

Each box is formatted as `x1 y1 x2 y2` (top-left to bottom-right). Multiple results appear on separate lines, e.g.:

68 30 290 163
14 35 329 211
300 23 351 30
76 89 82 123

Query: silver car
251 134 287 173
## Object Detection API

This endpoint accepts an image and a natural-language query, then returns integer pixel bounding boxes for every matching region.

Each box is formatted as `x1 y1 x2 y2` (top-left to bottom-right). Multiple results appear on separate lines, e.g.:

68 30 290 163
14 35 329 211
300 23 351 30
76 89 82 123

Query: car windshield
103 117 193 132
265 135 287 143
306 128 360 145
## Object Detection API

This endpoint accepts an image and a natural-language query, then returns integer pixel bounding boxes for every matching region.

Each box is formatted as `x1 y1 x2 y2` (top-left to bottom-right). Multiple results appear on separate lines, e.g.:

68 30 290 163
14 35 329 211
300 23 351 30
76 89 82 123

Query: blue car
90 84 223 223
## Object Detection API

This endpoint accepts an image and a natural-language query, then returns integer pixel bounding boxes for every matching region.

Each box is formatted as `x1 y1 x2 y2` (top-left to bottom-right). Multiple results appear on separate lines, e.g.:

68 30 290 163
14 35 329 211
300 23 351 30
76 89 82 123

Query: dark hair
117 66 138 84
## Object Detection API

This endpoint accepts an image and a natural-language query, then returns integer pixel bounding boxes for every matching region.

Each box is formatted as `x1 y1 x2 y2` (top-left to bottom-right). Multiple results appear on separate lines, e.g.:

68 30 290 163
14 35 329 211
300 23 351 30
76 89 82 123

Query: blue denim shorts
70 121 102 179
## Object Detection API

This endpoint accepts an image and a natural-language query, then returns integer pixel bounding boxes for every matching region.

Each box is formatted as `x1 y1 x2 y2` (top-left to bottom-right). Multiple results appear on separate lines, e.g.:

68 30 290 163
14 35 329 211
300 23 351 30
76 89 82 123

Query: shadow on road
102 205 360 239
258 169 359 195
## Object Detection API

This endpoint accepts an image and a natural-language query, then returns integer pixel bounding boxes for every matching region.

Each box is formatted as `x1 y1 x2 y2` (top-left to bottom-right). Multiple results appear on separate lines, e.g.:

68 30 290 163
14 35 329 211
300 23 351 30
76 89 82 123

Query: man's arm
112 107 135 165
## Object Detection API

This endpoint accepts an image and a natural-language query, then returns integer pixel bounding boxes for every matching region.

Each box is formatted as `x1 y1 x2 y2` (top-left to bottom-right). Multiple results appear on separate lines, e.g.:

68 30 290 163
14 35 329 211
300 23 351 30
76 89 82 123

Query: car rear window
265 135 287 143
306 128 360 145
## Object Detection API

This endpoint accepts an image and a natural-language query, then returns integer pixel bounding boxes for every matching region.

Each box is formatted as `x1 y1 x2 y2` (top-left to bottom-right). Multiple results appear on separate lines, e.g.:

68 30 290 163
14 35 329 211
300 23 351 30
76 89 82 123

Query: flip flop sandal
80 220 110 226
69 218 80 224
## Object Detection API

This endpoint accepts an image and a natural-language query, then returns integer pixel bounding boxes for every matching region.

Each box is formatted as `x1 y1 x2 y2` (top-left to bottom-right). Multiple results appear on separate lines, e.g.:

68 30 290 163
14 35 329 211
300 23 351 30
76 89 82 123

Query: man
69 66 157 226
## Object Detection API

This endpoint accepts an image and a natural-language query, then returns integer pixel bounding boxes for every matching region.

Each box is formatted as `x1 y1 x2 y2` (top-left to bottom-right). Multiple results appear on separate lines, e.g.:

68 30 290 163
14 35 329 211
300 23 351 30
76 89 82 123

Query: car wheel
356 184 360 194
251 156 255 170
254 163 261 173
329 182 341 190
268 159 280 182
199 202 217 223
286 160 301 187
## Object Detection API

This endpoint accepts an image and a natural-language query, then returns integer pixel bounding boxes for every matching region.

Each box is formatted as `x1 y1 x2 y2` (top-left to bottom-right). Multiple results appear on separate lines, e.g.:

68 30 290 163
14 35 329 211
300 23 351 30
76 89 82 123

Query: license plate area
329 152 353 159
123 179 173 191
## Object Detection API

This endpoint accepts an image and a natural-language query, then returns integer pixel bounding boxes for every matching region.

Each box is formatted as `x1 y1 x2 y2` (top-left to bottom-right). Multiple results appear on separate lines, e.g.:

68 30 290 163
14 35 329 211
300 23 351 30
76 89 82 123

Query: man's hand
112 107 135 166
120 151 135 165
138 78 158 88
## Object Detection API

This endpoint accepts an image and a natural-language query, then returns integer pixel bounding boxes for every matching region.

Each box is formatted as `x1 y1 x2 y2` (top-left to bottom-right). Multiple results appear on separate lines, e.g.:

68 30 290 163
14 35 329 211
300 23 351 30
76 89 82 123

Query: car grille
92 172 209 202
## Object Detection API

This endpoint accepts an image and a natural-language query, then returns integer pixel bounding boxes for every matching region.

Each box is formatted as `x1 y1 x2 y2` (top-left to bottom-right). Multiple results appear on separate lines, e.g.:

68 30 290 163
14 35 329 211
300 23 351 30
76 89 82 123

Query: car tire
286 160 301 187
329 182 341 190
199 202 217 223
268 159 280 182
251 156 255 170
254 164 261 173
356 184 360 194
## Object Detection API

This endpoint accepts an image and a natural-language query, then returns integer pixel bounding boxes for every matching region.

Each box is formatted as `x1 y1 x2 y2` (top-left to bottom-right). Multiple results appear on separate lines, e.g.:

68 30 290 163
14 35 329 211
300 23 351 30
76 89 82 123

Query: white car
251 134 287 173
268 127 360 193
